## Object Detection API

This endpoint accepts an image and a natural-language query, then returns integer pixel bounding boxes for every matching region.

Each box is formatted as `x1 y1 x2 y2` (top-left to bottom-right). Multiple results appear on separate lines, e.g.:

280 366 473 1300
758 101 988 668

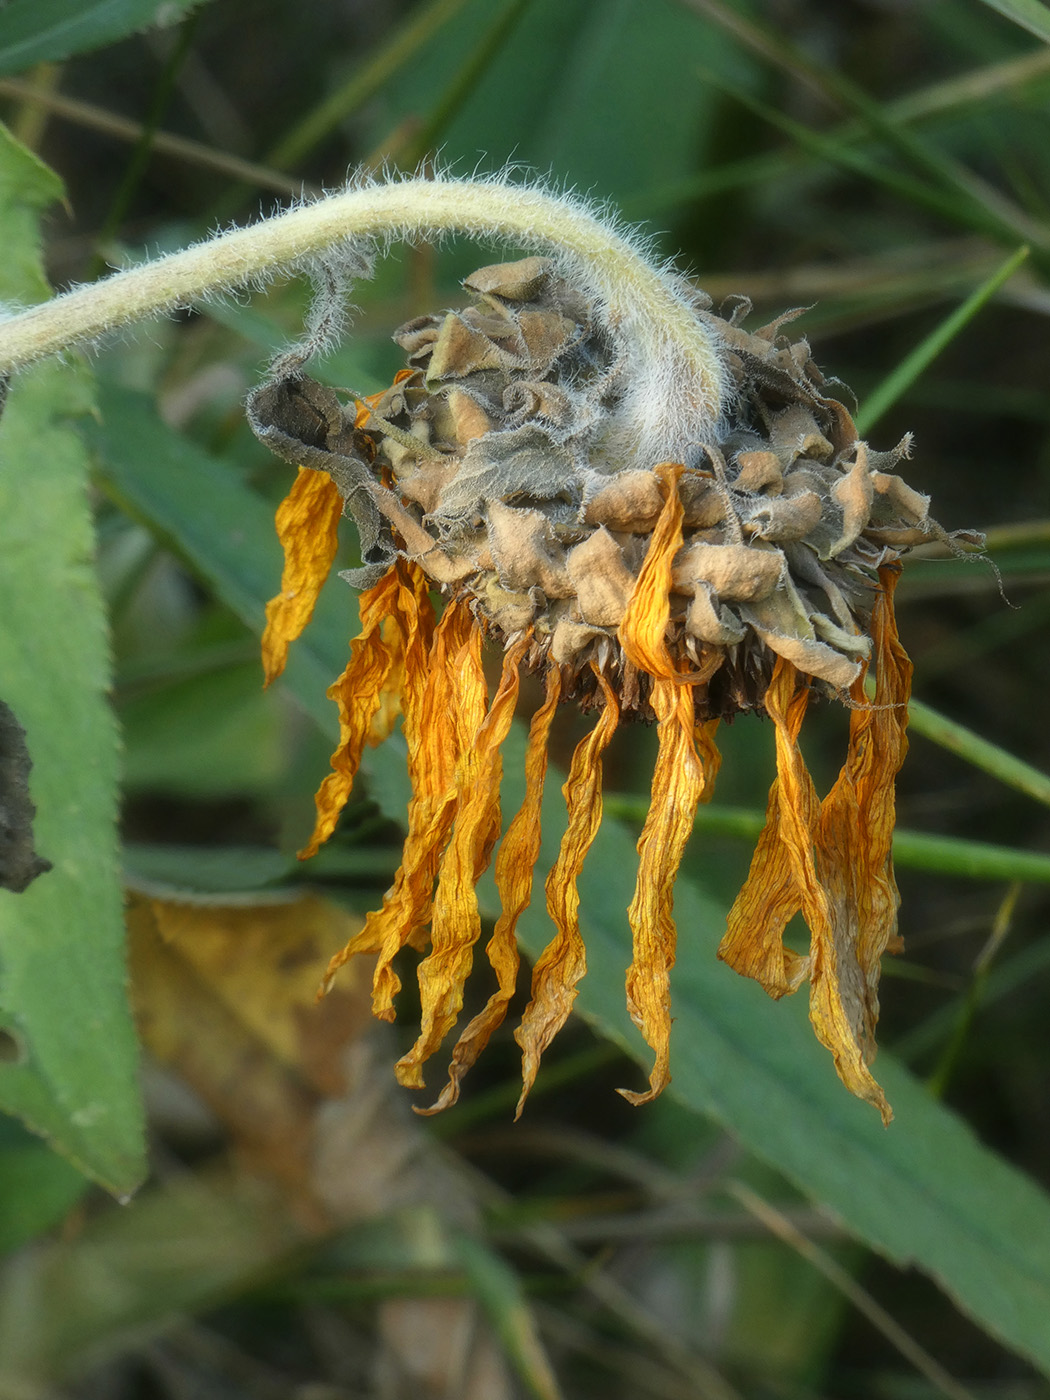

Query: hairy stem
0 175 725 462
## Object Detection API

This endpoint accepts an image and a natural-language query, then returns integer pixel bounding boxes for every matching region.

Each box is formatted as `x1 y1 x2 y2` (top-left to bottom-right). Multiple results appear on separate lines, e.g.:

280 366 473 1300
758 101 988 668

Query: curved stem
0 175 725 463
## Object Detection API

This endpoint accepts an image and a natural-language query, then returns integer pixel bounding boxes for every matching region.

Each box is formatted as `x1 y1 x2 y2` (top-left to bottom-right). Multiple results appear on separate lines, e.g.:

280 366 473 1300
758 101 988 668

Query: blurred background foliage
3 0 1050 1395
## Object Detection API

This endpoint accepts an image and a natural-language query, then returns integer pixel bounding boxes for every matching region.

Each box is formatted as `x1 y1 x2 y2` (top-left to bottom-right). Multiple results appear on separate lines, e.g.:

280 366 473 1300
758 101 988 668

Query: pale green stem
603 796 1050 884
907 695 1050 808
0 176 726 465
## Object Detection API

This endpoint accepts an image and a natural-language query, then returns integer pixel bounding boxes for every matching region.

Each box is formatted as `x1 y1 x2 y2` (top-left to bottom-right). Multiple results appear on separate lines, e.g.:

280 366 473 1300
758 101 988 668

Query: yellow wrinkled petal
695 717 723 799
322 599 476 1019
766 664 891 1121
419 665 564 1114
262 466 343 685
617 461 685 680
619 673 716 1105
515 668 620 1117
395 631 524 1090
718 661 812 997
300 564 433 861
810 564 910 1113
720 657 894 1122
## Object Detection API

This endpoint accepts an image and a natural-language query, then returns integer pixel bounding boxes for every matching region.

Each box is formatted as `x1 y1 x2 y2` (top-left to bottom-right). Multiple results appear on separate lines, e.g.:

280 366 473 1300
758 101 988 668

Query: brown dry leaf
139 894 370 1093
128 893 373 1206
126 893 534 1399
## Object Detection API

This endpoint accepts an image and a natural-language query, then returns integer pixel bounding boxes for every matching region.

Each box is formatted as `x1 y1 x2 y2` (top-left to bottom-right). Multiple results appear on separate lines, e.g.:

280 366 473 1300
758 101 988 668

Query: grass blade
977 0 1050 44
397 0 536 169
856 244 1030 434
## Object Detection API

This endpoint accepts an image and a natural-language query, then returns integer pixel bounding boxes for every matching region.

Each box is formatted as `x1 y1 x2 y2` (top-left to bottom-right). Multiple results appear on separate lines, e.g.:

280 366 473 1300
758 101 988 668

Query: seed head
250 256 979 1122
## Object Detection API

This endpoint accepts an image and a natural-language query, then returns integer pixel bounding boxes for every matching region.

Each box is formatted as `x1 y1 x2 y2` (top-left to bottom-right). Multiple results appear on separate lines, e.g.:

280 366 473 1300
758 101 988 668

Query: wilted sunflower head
249 255 977 1123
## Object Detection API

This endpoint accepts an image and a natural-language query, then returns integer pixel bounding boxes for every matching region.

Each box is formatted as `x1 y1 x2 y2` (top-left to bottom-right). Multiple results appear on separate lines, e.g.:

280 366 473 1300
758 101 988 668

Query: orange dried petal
765 667 891 1120
317 593 465 998
770 659 893 1122
695 718 723 800
333 599 477 1019
398 634 529 1092
719 652 898 1121
300 564 434 861
262 466 343 685
810 564 910 1119
617 461 685 679
419 665 564 1114
718 661 811 997
515 668 620 1116
619 672 717 1105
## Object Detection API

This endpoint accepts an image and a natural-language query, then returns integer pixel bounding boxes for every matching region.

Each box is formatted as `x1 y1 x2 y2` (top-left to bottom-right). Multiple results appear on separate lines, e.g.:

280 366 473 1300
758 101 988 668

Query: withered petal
619 673 715 1105
515 668 620 1116
262 466 343 685
318 599 472 1014
719 662 812 998
419 662 562 1114
617 461 685 679
725 658 894 1122
812 565 910 1090
299 565 431 861
397 632 525 1090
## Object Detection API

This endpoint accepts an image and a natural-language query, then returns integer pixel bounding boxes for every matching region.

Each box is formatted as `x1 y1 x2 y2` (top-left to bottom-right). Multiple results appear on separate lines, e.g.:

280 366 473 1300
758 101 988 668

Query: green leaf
525 767 1050 1376
0 122 61 300
976 0 1050 45
121 841 399 898
366 0 732 207
88 384 1050 1374
0 0 204 77
123 843 295 896
0 127 145 1196
119 663 284 797
0 1117 89 1256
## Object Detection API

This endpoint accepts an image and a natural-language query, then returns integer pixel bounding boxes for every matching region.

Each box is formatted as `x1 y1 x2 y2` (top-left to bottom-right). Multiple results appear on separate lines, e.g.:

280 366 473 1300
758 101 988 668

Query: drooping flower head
250 252 974 1123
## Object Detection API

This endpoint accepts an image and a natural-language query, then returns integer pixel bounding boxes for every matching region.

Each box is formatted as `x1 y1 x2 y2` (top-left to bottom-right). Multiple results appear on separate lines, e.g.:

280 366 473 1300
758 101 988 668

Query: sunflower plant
1 171 977 1123
4 10 1050 1378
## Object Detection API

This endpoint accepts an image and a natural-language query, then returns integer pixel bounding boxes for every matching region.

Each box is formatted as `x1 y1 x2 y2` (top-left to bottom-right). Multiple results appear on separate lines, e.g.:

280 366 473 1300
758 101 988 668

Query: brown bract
250 257 976 1119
